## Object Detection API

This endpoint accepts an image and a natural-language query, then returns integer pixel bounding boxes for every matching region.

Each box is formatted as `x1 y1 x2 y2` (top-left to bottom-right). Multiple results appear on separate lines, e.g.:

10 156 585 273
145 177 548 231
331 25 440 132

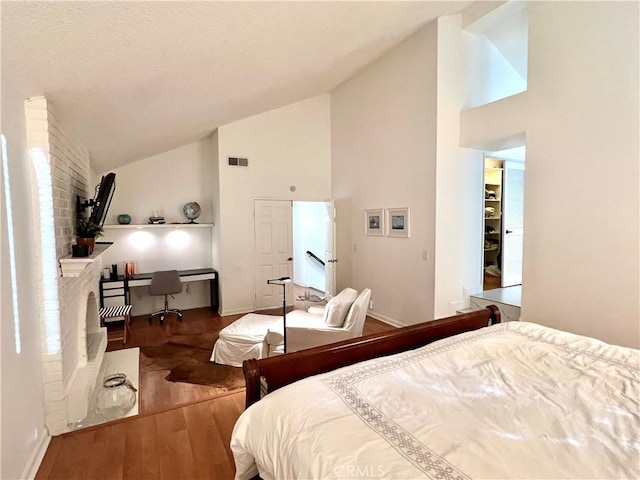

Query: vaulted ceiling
2 1 469 172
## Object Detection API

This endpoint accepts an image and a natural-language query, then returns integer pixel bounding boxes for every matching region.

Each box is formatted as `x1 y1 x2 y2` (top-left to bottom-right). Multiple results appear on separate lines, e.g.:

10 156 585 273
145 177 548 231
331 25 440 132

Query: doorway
254 199 336 310
482 149 525 290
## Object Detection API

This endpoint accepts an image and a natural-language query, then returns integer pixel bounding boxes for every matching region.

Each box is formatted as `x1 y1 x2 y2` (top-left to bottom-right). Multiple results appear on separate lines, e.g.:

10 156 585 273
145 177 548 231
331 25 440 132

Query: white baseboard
367 311 405 328
22 427 50 480
448 300 466 312
220 307 254 317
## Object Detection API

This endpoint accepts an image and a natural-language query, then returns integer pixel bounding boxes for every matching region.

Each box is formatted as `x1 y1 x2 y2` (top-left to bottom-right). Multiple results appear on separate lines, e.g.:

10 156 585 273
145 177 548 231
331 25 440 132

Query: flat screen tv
88 173 116 226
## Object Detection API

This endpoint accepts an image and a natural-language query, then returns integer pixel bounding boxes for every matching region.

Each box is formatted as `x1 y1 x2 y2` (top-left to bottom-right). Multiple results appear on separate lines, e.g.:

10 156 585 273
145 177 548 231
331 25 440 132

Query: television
77 173 116 226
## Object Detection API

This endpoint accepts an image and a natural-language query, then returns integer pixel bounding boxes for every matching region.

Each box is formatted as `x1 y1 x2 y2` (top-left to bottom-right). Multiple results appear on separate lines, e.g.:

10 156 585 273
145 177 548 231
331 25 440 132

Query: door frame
253 197 336 310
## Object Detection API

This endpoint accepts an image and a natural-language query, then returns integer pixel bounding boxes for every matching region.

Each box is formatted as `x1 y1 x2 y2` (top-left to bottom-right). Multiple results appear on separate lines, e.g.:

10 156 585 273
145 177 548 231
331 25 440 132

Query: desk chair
149 270 183 324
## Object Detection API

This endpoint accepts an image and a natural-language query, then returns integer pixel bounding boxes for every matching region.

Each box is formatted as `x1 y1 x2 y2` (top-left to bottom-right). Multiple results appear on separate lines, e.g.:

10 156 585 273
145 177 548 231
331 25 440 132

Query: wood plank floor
36 309 394 480
105 308 245 414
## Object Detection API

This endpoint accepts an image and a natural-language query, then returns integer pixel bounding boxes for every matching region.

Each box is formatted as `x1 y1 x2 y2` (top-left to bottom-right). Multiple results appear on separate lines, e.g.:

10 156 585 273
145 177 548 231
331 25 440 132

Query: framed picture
364 208 385 236
386 207 410 238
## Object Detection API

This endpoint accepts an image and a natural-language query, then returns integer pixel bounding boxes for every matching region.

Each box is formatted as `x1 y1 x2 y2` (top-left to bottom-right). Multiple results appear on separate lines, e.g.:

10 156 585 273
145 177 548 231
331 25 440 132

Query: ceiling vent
228 157 249 167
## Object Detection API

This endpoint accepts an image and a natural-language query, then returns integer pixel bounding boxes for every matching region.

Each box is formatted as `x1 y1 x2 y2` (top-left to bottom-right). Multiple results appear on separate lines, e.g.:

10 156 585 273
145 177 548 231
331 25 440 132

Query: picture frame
364 208 385 236
386 207 410 238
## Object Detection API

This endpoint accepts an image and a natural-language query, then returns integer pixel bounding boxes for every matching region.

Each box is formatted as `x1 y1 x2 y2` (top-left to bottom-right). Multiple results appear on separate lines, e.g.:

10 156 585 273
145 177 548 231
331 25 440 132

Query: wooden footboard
242 306 500 408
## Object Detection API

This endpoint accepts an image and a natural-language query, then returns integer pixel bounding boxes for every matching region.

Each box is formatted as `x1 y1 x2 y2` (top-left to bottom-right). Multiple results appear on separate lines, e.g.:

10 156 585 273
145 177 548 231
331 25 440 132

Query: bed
232 307 639 480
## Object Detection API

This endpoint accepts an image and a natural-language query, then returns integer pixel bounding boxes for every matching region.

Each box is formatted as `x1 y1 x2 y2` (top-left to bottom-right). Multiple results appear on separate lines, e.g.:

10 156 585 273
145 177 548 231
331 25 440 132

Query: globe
183 202 201 223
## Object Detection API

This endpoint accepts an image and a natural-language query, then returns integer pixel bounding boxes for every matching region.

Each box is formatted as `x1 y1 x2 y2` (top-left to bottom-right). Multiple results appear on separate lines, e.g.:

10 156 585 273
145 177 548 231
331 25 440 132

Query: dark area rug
140 331 245 391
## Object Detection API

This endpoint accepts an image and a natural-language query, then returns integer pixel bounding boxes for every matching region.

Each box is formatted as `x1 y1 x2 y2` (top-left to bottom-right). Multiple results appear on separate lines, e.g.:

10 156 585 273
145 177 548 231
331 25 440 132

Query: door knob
506 230 513 234
287 257 293 261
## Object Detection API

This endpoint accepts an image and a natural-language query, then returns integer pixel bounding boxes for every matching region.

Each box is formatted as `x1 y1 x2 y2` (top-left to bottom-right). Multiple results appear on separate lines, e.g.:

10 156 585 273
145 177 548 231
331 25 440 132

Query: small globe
183 202 201 223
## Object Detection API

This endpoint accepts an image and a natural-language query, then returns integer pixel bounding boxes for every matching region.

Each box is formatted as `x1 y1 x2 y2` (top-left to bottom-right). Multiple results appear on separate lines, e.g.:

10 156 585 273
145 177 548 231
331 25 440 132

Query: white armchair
266 288 372 356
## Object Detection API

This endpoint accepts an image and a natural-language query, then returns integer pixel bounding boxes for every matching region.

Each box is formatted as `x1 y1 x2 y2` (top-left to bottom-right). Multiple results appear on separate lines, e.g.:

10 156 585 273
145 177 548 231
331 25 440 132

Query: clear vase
95 373 137 421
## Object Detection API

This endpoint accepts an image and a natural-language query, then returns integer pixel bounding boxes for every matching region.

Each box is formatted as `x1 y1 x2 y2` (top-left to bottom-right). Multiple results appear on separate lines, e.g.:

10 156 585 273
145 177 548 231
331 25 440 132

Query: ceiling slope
2 1 468 171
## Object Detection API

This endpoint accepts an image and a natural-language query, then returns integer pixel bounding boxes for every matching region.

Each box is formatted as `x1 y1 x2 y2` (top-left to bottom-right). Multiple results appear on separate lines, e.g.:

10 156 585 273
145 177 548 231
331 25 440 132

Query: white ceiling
2 1 469 172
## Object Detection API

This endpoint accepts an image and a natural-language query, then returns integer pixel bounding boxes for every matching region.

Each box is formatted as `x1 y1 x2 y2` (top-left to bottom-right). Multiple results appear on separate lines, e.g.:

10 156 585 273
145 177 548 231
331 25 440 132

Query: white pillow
324 288 358 327
322 296 344 327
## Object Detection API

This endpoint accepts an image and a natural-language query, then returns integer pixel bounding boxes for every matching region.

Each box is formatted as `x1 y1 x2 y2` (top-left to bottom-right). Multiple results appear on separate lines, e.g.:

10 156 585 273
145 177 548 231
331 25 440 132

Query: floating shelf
103 223 214 229
59 242 113 278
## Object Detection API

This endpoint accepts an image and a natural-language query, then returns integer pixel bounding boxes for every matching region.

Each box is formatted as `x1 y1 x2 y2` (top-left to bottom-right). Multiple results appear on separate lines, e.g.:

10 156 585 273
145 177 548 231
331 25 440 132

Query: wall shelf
103 223 214 229
59 242 113 278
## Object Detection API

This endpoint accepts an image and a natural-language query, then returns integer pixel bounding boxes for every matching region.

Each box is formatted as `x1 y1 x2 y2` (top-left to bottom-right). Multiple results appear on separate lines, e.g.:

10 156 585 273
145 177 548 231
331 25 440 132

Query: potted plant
75 218 104 254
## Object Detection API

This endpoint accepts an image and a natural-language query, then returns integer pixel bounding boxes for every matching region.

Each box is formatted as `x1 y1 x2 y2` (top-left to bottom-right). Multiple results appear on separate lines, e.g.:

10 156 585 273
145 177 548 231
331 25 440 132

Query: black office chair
149 270 183 324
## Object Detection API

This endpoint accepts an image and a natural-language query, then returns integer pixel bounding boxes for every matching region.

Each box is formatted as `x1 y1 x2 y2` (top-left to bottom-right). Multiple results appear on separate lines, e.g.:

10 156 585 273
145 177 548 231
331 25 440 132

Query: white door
324 200 336 296
502 161 525 287
254 200 293 309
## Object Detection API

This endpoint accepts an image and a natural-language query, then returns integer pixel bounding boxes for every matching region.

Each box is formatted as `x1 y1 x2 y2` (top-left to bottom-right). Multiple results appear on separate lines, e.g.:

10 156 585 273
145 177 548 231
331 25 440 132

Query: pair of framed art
364 207 410 238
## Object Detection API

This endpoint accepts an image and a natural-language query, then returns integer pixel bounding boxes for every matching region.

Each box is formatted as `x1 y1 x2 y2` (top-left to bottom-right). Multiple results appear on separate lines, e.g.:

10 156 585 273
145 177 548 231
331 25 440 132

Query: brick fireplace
43 263 108 433
26 97 108 434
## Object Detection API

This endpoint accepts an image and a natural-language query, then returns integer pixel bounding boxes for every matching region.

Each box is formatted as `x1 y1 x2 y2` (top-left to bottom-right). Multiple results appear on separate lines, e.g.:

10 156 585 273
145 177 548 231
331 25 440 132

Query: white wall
99 140 215 315
461 2 639 348
523 2 639 348
331 23 438 326
103 140 213 225
209 129 222 305
216 94 331 315
433 15 484 317
1 81 49 479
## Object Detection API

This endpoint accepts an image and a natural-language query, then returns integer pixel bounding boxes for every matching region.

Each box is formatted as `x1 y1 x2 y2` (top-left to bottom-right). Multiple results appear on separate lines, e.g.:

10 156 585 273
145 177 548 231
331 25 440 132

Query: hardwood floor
483 271 502 291
36 309 394 479
106 308 244 414
36 391 246 480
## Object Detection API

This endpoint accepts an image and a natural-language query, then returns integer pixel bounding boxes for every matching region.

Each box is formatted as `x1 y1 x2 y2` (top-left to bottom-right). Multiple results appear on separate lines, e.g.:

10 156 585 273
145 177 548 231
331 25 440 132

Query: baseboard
21 427 50 480
220 307 254 317
367 311 405 328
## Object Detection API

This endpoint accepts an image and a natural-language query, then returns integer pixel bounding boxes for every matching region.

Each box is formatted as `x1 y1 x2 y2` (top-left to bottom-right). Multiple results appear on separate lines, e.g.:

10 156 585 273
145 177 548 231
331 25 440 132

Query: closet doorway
482 151 525 290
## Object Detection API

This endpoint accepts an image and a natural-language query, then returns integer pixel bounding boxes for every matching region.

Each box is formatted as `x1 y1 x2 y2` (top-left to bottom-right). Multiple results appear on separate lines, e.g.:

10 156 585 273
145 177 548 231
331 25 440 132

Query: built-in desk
99 268 218 312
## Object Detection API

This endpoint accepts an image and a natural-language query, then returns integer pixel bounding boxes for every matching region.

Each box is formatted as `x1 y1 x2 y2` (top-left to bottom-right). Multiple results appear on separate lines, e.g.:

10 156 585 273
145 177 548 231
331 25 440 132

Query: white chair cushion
307 305 326 315
333 288 358 326
322 296 344 327
323 288 358 327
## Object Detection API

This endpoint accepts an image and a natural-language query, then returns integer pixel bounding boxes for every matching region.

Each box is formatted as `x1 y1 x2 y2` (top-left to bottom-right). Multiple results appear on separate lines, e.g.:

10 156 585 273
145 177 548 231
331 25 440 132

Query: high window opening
463 2 528 109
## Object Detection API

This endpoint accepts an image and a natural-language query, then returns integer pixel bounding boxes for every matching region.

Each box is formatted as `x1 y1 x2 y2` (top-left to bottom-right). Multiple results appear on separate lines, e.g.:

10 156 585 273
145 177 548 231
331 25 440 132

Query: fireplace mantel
59 242 113 277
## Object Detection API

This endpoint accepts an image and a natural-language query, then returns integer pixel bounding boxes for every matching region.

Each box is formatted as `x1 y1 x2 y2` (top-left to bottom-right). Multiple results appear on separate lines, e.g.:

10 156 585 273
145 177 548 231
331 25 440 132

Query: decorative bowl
117 214 132 225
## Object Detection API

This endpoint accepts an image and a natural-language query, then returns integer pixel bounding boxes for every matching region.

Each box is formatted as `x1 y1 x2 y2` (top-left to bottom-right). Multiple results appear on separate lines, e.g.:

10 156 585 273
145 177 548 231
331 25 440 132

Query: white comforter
231 322 639 480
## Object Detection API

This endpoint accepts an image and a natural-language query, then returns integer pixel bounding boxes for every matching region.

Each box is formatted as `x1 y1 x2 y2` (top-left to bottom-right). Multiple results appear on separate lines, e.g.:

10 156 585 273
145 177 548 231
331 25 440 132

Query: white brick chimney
26 97 108 434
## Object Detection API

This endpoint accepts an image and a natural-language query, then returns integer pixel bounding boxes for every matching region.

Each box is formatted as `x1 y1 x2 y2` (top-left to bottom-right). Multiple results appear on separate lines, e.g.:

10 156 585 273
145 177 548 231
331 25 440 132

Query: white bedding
231 322 639 480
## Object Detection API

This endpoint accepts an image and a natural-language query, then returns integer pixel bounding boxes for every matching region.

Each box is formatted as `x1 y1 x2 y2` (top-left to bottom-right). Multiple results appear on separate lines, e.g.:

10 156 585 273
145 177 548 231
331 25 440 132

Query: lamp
267 276 292 353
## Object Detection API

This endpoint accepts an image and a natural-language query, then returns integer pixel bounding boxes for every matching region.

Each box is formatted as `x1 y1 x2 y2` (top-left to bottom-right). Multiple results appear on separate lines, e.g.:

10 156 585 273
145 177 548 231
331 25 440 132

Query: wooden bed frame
242 306 500 408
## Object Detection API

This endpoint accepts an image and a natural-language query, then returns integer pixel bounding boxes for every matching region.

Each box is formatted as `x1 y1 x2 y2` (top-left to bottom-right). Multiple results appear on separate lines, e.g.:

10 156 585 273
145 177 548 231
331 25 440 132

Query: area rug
140 332 245 391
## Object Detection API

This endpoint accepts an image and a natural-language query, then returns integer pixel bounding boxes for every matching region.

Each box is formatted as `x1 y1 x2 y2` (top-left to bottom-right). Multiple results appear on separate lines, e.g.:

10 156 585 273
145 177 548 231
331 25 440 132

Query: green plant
76 219 104 238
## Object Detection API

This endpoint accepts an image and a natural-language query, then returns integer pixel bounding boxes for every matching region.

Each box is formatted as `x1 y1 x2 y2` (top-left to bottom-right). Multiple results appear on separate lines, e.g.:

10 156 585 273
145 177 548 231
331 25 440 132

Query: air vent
228 157 249 167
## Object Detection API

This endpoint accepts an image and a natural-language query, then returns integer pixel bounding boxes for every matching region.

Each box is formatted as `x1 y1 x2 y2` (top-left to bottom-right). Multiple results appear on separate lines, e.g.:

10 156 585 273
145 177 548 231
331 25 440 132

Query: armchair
266 288 371 356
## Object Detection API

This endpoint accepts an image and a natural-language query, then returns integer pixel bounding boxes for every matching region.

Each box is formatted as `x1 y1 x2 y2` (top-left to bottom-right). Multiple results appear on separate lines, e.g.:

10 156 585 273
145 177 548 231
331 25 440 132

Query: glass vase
95 373 137 421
